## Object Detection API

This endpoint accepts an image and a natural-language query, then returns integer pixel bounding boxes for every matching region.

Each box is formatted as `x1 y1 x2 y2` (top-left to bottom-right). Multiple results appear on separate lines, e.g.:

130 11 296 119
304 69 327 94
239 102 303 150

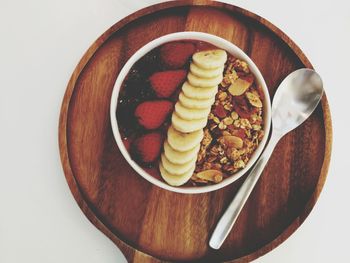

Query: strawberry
132 132 163 163
149 70 187 98
160 42 195 69
135 100 173 129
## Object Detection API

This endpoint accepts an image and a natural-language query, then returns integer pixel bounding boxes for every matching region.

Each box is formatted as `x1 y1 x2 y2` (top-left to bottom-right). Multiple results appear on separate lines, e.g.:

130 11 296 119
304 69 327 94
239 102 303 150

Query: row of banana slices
159 49 228 186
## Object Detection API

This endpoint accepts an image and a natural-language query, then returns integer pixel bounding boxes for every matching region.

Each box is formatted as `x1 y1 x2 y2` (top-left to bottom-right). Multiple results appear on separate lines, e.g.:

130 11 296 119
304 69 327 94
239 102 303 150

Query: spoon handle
209 135 279 249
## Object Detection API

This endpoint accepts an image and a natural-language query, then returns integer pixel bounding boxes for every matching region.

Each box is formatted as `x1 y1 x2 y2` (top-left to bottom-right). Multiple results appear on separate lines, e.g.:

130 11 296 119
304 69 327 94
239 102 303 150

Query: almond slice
191 174 208 184
195 170 223 183
228 77 253 96
220 135 244 149
246 92 263 108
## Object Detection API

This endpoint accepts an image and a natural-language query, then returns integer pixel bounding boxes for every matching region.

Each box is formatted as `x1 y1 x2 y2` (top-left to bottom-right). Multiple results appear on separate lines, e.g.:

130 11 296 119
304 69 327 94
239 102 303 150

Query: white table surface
1 0 349 262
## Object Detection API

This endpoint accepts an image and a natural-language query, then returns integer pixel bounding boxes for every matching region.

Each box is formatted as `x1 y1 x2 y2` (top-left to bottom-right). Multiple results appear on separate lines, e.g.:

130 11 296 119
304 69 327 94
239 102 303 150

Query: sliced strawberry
149 70 187 98
132 132 163 163
135 100 173 130
160 42 195 69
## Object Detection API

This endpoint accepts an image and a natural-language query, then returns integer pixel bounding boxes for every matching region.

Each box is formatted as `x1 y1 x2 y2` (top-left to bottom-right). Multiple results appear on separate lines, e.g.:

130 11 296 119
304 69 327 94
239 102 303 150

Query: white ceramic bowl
110 32 271 194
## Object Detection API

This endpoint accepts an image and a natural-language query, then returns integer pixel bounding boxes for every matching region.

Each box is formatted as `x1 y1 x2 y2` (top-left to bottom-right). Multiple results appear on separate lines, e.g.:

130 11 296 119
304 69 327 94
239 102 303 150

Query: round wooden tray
59 1 332 262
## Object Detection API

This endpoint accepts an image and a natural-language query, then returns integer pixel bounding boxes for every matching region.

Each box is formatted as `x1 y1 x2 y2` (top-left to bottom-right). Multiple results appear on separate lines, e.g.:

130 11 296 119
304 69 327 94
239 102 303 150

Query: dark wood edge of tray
58 1 333 262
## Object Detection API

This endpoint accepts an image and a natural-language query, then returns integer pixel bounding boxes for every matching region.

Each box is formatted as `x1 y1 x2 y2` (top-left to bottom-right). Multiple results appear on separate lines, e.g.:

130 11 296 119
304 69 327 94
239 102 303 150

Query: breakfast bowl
110 32 271 194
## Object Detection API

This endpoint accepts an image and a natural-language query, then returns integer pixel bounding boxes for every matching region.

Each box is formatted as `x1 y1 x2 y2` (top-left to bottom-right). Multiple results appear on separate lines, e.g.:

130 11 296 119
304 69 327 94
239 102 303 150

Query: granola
192 55 265 185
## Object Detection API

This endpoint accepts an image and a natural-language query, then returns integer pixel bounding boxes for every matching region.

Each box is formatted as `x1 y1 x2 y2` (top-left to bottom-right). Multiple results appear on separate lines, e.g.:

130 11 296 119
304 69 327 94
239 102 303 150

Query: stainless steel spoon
209 68 323 249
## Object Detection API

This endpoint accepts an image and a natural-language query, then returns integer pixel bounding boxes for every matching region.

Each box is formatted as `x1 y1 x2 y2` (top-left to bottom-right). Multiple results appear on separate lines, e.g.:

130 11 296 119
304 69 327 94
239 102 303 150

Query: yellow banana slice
190 63 224 78
172 113 207 133
182 82 218 100
187 72 223 88
167 125 203 152
163 140 200 164
178 92 215 109
159 162 195 186
192 49 227 69
161 154 196 175
175 102 211 120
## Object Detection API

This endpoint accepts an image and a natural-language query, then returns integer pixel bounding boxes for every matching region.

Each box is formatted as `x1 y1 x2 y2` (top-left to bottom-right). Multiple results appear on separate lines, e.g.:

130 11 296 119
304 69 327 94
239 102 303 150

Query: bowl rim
110 31 271 194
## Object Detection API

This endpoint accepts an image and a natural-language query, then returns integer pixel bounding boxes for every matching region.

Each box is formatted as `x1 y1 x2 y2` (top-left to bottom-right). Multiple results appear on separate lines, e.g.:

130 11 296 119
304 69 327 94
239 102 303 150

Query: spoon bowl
209 68 324 249
272 68 323 134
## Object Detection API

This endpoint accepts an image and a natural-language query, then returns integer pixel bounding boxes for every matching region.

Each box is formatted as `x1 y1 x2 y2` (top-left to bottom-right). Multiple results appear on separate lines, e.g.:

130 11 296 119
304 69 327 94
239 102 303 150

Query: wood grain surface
59 1 332 262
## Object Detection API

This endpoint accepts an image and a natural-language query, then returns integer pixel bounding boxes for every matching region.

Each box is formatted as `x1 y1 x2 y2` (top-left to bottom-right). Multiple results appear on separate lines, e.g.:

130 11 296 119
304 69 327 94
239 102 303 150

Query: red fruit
230 127 246 139
135 100 173 129
195 41 217 52
232 128 246 140
160 42 196 69
132 132 163 163
240 75 254 85
234 107 251 119
213 104 227 118
149 70 187 98
232 95 252 119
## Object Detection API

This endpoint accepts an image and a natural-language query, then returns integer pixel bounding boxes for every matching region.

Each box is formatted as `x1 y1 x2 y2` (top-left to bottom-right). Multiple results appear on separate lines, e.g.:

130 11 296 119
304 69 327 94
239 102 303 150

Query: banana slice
163 140 200 164
182 82 218 100
159 162 195 186
179 92 215 109
167 125 203 152
192 49 227 69
187 72 223 88
172 113 207 133
175 102 211 120
190 63 224 78
161 154 196 175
